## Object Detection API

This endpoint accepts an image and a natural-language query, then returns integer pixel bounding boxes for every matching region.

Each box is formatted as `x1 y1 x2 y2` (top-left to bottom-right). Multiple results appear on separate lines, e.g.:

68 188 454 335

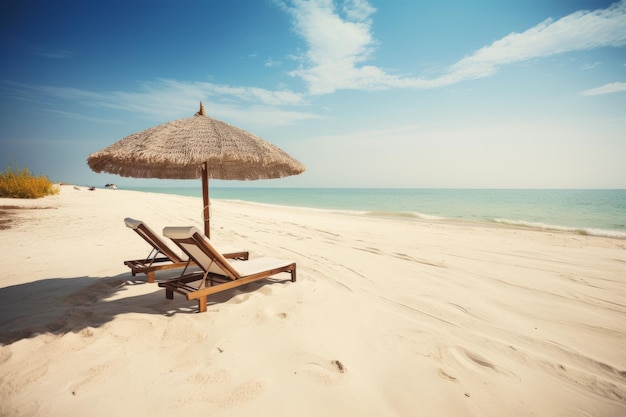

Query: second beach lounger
159 226 296 313
123 218 249 283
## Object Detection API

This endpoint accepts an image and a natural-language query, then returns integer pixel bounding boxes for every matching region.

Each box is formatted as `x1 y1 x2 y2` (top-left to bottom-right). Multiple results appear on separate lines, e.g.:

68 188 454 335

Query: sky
1 0 625 189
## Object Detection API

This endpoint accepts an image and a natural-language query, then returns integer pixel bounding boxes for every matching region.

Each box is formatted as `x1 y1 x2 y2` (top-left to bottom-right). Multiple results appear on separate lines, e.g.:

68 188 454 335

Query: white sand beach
1 185 625 417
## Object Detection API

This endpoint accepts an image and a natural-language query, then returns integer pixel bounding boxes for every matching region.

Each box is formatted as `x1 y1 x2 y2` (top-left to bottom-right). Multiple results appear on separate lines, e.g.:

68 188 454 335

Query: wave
133 188 626 239
364 211 446 221
493 218 626 239
224 200 626 239
362 211 626 239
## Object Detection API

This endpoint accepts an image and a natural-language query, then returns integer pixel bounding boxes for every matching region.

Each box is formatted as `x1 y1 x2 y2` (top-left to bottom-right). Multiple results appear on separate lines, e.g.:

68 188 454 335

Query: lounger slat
184 265 295 301
161 226 297 313
123 218 248 283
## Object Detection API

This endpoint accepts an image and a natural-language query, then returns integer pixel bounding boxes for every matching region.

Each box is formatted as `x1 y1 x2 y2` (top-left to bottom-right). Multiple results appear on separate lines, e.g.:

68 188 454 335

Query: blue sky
1 0 625 188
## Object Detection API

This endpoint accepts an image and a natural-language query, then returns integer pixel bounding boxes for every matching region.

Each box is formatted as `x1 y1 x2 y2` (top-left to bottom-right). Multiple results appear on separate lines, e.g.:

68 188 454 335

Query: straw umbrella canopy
87 103 306 237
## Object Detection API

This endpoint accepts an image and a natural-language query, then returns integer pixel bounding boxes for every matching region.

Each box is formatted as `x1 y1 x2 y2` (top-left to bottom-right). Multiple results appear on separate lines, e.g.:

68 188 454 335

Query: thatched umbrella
87 103 306 237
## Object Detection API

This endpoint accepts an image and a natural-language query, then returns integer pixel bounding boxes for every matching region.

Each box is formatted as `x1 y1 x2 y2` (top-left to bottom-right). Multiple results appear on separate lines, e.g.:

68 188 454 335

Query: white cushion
164 226 292 278
124 217 143 229
163 226 200 240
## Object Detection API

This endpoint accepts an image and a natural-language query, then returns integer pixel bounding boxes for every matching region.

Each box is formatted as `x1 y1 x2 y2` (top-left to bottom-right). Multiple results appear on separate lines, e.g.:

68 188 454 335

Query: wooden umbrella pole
202 161 210 238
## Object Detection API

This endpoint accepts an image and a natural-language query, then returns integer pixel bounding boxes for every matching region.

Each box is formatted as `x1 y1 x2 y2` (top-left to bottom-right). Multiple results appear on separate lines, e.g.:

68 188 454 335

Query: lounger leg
291 268 296 282
147 271 155 284
198 296 207 313
166 289 173 300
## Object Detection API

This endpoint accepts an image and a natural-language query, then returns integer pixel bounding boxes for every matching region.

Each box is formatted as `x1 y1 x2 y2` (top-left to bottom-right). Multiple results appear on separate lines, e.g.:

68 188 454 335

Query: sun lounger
123 218 249 283
159 226 296 313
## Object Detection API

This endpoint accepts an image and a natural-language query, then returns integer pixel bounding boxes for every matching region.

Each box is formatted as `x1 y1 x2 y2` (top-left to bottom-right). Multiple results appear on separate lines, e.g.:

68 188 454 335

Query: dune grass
0 164 59 198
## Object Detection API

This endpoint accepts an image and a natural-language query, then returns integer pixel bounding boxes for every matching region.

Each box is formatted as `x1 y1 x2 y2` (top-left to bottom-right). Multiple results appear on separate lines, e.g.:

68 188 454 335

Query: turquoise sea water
124 187 626 239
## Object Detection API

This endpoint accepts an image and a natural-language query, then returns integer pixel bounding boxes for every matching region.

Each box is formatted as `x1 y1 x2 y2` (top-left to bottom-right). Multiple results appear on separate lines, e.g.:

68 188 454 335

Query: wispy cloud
42 108 123 124
284 0 626 93
581 62 601 70
0 79 318 128
439 1 626 84
582 81 626 95
198 81 304 106
265 58 283 67
5 0 625 126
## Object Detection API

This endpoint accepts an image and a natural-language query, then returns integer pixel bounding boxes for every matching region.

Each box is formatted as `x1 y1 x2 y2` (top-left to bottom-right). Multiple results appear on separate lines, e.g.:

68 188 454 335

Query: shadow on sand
0 272 281 345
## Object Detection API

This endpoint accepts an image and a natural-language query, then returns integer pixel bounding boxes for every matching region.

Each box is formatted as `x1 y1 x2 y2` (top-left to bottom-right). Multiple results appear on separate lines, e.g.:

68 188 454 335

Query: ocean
123 187 626 239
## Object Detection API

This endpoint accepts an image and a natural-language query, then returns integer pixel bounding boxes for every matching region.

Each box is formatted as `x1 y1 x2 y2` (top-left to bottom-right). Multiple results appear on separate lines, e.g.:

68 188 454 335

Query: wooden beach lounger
123 218 249 283
159 226 296 313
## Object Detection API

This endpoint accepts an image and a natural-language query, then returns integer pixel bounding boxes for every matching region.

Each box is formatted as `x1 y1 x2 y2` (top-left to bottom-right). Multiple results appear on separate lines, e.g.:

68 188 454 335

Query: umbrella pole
202 162 210 238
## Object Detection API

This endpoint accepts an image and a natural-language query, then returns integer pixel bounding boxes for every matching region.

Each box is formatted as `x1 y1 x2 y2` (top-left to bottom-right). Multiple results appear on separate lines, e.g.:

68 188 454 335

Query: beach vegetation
0 164 59 198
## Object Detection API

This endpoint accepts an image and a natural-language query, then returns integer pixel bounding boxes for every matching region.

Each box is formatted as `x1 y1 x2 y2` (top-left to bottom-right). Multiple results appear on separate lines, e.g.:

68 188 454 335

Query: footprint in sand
62 279 125 307
214 380 267 408
188 368 233 385
250 309 288 325
168 379 266 411
69 361 116 395
444 346 519 381
2 362 49 395
229 293 252 304
437 368 458 382
295 358 347 385
257 286 273 296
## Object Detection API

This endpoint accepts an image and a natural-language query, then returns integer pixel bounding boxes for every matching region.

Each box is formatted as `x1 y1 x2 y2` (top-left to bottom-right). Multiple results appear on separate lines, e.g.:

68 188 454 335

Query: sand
1 185 625 417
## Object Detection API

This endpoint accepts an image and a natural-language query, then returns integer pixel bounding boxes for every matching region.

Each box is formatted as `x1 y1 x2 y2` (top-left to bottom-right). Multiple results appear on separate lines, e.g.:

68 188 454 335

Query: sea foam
493 218 626 239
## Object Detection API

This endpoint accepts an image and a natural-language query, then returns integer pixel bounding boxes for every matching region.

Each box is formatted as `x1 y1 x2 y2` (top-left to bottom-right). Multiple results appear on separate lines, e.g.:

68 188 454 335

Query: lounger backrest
124 218 183 263
163 226 240 280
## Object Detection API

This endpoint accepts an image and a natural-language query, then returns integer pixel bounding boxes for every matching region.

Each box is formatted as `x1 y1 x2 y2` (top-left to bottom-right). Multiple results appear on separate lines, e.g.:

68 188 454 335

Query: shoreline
119 186 626 240
1 185 625 416
3 184 625 240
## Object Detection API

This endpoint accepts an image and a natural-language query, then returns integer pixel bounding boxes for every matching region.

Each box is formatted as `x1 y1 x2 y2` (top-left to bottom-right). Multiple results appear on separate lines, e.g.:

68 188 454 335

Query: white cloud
285 0 626 93
582 81 626 95
284 0 380 94
341 0 375 21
